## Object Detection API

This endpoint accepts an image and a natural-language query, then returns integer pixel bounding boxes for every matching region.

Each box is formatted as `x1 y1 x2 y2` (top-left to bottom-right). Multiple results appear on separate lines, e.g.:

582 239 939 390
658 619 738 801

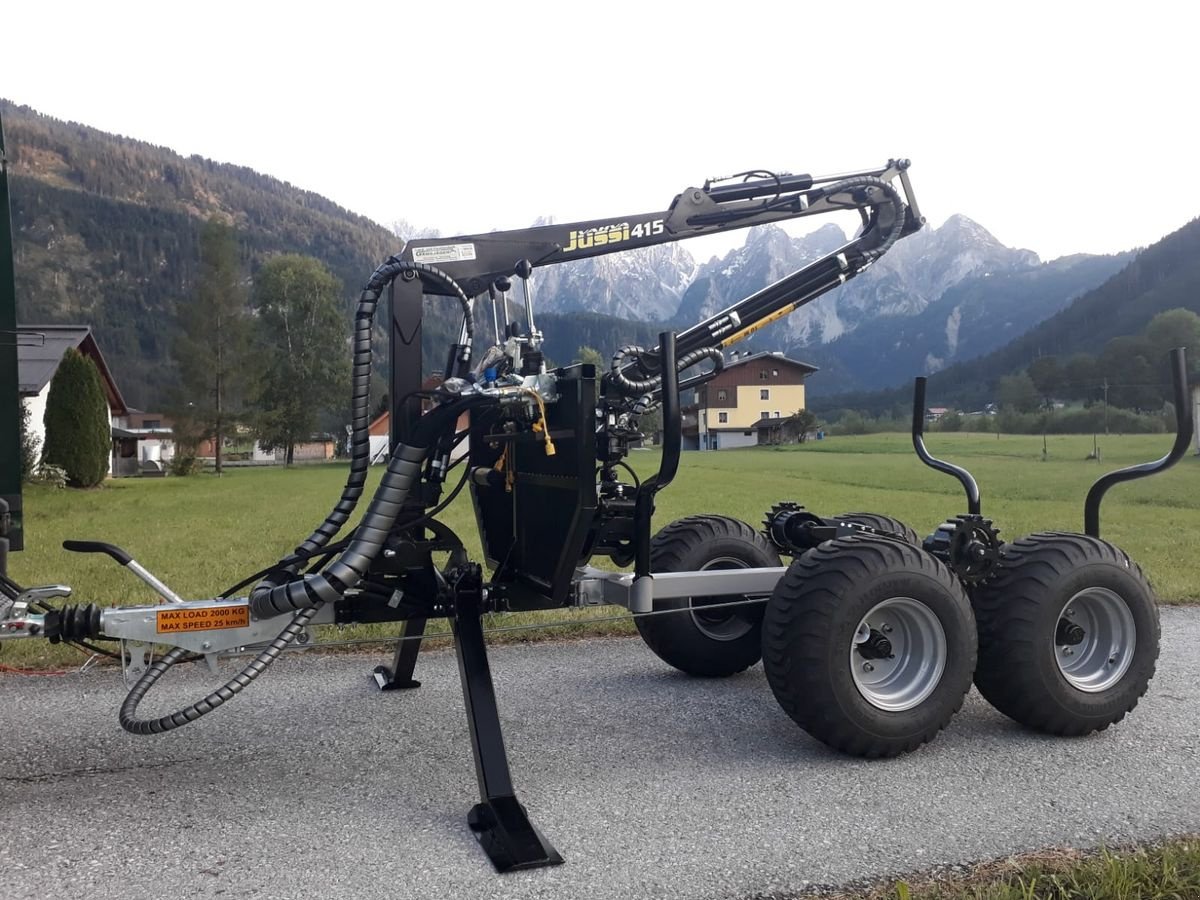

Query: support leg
373 617 426 690
452 587 562 872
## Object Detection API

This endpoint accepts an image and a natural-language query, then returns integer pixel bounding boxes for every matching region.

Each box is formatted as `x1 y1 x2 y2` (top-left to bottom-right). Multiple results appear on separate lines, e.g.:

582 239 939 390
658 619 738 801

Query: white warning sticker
412 243 477 264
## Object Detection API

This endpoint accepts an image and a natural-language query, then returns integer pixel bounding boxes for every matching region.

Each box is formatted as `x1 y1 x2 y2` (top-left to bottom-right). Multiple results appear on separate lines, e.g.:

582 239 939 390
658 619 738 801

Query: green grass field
5 431 1197 668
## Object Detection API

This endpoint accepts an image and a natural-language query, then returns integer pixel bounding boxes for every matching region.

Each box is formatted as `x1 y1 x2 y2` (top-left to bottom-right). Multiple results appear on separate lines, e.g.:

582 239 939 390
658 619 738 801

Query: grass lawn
4 431 1197 668
839 836 1200 899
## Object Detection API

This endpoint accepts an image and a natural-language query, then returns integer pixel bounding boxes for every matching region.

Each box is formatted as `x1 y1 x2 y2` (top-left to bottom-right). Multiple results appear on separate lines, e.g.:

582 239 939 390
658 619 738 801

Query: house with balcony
683 351 818 450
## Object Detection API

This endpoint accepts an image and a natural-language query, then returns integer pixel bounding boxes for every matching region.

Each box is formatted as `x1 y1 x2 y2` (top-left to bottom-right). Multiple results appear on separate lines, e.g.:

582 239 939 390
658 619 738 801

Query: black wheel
830 512 921 545
762 536 976 757
972 532 1159 736
635 515 781 677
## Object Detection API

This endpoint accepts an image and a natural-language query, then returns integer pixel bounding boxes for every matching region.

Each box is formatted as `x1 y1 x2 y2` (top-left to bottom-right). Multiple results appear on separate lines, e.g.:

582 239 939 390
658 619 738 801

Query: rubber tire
971 532 1159 736
762 535 977 757
635 515 781 677
830 512 921 546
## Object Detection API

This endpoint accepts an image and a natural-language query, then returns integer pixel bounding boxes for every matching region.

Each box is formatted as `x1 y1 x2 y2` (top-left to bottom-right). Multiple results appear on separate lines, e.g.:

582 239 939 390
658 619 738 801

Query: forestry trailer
0 115 1192 871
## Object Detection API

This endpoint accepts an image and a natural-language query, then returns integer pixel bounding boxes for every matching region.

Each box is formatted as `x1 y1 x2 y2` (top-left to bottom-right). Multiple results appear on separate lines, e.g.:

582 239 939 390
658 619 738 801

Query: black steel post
451 577 562 872
0 111 23 554
1084 348 1192 537
911 377 982 515
634 331 679 579
372 617 426 690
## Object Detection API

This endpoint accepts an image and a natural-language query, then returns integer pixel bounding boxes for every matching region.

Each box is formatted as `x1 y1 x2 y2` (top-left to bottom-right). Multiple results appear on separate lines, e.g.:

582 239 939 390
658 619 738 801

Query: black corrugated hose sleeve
119 606 319 735
250 396 481 617
122 394 488 736
610 345 723 397
254 257 475 591
823 176 905 261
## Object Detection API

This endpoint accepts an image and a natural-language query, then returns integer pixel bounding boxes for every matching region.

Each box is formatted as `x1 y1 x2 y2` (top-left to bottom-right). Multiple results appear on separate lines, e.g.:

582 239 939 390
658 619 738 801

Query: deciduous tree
996 373 1040 413
251 255 348 465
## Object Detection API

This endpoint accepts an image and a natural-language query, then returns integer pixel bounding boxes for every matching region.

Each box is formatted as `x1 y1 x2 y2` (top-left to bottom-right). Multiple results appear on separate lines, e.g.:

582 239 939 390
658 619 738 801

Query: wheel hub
850 597 947 712
688 556 756 642
1055 588 1135 692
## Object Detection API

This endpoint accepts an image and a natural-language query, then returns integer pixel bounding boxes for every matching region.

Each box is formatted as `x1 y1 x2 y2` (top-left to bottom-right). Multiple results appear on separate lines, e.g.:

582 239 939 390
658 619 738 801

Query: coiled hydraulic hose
825 175 905 262
119 397 483 735
119 259 478 735
119 606 319 735
252 397 481 617
608 345 724 397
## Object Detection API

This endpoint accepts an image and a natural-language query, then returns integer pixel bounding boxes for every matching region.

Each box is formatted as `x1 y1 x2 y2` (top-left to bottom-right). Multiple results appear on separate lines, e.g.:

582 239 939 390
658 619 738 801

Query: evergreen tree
42 347 110 487
172 216 249 475
251 255 348 465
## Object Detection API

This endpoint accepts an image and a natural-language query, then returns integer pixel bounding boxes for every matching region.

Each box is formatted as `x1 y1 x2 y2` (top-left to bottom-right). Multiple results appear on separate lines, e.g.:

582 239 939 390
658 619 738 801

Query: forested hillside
810 216 1200 415
3 99 403 408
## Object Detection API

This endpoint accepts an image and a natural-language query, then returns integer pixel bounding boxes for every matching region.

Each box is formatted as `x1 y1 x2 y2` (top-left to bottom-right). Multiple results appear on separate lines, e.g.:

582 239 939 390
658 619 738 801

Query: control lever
62 540 185 604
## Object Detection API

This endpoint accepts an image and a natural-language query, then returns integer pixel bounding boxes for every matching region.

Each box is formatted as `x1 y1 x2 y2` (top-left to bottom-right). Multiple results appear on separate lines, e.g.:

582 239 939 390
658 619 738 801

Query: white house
17 325 128 474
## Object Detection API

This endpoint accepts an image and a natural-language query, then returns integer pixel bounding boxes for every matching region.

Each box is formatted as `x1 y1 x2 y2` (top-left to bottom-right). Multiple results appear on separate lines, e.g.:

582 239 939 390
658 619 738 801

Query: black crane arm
399 158 923 302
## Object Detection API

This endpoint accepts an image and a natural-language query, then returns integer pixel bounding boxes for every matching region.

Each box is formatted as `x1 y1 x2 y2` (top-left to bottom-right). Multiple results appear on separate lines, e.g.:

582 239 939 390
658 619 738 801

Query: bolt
1065 608 1075 617
202 641 212 651
383 548 396 559
1063 647 1074 656
881 624 893 634
863 662 874 672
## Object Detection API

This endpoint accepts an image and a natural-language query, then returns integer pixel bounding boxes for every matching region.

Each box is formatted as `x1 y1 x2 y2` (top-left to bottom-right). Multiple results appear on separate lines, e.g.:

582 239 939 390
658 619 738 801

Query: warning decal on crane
412 243 477 264
156 604 250 633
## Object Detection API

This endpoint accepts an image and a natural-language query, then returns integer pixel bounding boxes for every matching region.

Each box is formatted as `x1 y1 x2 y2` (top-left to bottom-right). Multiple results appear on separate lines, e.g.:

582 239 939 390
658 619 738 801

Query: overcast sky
5 1 1198 263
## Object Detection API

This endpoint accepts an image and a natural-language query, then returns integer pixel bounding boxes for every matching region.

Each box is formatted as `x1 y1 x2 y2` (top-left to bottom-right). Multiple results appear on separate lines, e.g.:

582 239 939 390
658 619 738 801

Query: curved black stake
912 377 982 515
1084 348 1192 537
634 331 680 579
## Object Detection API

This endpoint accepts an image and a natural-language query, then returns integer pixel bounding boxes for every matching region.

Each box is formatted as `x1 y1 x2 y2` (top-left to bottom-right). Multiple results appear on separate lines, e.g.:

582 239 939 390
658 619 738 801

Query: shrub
168 452 202 477
19 401 40 481
936 412 963 432
32 462 68 489
41 348 111 487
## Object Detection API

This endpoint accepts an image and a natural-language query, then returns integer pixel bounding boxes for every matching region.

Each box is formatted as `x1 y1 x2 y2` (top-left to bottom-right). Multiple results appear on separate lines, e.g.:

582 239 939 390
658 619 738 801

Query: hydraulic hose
609 345 724 397
261 258 475 571
120 395 486 735
251 396 483 617
119 606 318 735
120 259 479 735
822 175 905 262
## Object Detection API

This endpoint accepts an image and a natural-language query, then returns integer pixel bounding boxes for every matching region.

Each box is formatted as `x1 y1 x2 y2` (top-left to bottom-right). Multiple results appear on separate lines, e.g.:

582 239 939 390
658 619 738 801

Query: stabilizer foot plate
468 796 563 872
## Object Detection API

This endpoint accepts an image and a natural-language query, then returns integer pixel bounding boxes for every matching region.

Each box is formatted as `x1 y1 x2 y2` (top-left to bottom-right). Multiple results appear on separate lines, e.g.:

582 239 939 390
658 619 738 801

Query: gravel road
2 606 1198 900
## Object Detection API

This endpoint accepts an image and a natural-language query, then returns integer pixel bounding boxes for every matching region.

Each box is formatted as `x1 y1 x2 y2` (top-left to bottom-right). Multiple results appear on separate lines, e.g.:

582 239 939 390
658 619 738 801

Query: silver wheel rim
688 556 755 642
1055 588 1135 692
850 597 947 712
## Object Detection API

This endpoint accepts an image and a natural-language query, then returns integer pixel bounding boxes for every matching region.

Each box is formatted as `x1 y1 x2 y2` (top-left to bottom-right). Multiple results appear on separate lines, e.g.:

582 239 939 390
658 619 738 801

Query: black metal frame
363 161 922 869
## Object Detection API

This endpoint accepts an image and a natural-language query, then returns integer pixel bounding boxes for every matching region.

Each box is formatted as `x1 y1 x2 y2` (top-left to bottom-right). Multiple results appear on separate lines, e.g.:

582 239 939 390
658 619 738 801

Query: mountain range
2 98 1192 413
